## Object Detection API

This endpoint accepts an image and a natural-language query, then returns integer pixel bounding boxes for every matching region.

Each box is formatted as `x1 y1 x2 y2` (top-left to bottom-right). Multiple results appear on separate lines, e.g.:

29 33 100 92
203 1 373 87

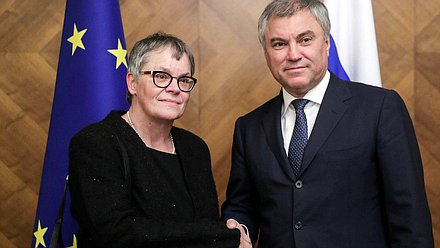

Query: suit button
294 221 302 230
295 180 303 189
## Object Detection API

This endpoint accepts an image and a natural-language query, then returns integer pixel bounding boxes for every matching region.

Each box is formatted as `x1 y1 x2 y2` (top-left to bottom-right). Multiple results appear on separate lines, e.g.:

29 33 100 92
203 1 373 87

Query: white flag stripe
324 0 382 86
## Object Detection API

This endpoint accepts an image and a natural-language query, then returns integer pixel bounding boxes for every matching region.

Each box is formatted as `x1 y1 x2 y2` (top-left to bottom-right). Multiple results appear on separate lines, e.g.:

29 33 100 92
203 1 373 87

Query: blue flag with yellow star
32 0 128 247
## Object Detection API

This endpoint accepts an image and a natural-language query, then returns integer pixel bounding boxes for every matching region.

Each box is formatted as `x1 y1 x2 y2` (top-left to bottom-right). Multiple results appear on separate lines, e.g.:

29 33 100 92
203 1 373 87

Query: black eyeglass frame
140 70 197 92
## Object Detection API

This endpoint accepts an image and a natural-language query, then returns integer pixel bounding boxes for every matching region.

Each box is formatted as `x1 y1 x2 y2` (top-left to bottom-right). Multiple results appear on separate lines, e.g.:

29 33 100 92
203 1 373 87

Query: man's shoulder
329 72 389 96
240 93 281 120
346 80 387 94
327 74 393 104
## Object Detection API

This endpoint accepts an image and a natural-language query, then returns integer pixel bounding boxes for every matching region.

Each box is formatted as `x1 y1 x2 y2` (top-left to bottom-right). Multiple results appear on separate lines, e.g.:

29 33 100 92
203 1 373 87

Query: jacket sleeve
376 90 434 247
68 126 240 248
221 117 261 243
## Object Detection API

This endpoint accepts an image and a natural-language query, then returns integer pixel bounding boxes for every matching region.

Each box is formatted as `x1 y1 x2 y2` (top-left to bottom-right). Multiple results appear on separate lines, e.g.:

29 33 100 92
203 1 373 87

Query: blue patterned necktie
288 99 309 176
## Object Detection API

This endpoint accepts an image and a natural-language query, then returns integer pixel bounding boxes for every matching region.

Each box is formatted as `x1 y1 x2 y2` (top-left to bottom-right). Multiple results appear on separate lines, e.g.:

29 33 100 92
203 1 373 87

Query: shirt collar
281 70 330 116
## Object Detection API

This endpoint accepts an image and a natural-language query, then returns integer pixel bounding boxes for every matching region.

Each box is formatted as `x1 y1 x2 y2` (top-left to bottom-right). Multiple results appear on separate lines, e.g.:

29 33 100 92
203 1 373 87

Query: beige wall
0 0 438 247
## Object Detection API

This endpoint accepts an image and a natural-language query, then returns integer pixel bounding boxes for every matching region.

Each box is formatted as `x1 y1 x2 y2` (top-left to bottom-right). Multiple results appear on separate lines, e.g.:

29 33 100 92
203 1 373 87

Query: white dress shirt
281 70 330 154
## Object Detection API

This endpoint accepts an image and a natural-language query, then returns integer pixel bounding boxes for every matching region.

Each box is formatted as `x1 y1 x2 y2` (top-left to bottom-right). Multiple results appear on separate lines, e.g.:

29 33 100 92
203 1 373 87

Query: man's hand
226 218 252 248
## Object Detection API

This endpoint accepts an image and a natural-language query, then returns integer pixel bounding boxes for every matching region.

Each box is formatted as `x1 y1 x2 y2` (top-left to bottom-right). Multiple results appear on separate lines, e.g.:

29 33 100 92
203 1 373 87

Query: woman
69 32 249 247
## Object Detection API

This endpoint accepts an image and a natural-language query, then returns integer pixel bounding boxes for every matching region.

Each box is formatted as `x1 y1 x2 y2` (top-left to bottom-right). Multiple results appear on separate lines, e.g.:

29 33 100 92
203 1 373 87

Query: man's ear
325 37 330 56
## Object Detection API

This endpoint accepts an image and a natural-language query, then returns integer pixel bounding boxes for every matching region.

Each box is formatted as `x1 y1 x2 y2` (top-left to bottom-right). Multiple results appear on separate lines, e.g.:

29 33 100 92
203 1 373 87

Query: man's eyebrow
296 30 316 39
269 30 316 44
269 37 287 44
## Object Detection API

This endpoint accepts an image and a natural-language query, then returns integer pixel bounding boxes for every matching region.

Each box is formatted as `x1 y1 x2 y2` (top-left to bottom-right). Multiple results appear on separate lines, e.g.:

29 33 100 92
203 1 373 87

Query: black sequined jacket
69 111 239 248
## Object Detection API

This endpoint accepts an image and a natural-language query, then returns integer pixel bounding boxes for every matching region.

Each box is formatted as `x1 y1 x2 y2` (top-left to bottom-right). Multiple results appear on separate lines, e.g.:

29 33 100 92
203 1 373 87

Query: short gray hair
258 0 330 48
126 32 195 103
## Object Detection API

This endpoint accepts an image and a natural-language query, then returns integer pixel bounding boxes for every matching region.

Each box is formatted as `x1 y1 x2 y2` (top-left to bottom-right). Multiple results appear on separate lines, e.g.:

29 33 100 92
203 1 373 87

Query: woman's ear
126 72 137 95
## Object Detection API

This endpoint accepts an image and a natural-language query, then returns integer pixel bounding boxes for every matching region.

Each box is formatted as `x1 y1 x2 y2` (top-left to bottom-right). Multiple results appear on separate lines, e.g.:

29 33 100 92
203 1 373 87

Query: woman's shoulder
171 127 210 154
71 111 125 143
171 127 204 143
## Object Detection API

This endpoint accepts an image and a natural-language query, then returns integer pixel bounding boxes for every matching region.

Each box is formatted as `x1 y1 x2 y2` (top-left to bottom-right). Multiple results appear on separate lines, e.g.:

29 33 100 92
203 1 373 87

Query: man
221 0 434 247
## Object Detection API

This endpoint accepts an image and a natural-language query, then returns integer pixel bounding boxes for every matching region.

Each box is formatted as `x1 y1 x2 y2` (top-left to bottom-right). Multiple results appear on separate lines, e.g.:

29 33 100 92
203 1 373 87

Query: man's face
264 9 330 97
127 46 191 122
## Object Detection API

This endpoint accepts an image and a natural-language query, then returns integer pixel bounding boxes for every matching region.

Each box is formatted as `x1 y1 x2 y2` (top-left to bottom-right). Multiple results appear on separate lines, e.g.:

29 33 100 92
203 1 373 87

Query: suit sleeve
69 127 239 248
221 117 260 243
376 90 434 247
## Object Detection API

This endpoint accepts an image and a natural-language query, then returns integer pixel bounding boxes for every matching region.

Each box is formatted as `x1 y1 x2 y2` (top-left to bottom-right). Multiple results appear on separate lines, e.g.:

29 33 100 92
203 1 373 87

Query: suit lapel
262 93 296 181
299 74 352 177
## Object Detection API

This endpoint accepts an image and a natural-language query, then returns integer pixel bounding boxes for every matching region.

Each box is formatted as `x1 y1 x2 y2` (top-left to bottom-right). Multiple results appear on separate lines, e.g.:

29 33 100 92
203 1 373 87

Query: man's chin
284 79 309 89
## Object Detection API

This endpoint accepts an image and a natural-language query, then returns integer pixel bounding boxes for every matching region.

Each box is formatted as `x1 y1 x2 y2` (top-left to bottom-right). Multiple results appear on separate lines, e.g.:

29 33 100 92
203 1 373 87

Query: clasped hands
226 219 252 248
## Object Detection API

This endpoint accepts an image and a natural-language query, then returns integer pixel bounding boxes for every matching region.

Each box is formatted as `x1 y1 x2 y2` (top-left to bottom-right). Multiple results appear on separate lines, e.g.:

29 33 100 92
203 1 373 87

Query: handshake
226 219 252 248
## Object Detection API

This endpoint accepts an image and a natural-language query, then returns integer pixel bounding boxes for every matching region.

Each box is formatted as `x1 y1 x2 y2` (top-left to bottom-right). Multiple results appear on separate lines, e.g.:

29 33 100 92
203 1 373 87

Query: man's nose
286 43 301 61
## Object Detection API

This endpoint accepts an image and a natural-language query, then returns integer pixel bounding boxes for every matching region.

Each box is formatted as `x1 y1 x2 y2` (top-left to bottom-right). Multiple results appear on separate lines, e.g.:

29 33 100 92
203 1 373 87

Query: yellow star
66 234 78 248
107 38 127 69
67 23 87 56
33 220 48 248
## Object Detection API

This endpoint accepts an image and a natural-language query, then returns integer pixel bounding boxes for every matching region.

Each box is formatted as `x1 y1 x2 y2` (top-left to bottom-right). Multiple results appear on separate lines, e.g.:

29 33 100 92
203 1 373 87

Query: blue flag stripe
328 35 350 81
32 0 128 247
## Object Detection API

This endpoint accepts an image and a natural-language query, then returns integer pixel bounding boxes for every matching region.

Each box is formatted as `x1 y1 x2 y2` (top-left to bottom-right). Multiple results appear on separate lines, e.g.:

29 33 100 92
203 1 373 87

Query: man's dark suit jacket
221 72 434 248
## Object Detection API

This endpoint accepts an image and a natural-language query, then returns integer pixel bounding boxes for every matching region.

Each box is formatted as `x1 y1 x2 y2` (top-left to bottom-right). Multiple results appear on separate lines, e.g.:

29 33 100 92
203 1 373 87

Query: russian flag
324 0 382 87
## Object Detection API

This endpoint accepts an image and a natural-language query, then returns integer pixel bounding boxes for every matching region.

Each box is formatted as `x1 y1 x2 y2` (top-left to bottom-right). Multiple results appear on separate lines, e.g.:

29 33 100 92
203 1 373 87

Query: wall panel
415 0 440 244
0 0 438 247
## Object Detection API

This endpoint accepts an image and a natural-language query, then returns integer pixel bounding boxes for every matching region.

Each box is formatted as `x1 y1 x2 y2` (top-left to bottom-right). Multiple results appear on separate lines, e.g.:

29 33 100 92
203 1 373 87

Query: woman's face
127 46 192 123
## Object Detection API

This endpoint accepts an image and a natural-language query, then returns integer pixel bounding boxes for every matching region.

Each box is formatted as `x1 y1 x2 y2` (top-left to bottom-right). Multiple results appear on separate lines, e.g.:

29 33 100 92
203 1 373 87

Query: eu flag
32 0 128 247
